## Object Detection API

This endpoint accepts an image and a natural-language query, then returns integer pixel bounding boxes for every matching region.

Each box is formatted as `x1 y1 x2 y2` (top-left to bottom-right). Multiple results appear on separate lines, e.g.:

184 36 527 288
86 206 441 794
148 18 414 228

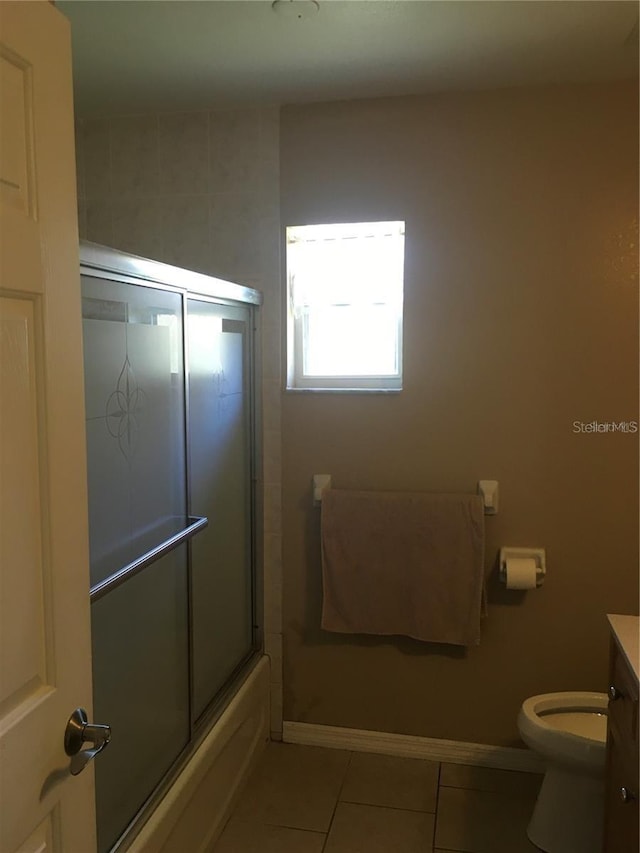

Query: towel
321 490 486 646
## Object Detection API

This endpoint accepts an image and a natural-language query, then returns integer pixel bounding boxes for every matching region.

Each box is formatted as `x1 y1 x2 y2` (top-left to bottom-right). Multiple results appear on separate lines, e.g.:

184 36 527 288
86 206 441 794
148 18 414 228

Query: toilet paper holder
499 547 546 587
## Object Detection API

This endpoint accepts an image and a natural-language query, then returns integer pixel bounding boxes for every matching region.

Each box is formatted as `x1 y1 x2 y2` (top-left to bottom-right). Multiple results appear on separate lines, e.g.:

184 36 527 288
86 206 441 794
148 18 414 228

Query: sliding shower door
187 299 255 721
82 276 191 853
80 245 261 853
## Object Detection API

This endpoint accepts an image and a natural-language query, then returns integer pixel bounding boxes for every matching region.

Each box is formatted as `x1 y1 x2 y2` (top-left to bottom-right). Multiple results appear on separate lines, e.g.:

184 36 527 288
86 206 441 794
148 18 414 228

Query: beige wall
280 82 639 746
75 108 285 736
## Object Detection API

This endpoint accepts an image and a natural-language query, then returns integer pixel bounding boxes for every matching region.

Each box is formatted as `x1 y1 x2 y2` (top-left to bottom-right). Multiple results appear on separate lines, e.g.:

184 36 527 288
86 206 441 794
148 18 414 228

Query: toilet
517 691 608 853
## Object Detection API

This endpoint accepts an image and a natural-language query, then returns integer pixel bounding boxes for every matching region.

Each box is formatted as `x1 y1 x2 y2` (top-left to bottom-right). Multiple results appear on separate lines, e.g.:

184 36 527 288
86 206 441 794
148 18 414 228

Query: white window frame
286 220 405 392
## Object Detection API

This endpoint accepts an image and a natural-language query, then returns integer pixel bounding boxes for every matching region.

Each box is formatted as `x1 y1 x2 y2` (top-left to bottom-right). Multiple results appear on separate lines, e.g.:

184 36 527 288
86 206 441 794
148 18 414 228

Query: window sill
284 387 402 394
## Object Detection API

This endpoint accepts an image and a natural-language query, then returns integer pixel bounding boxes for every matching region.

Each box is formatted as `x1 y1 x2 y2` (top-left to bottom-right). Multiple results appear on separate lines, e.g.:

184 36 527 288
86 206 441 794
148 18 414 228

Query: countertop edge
607 613 639 683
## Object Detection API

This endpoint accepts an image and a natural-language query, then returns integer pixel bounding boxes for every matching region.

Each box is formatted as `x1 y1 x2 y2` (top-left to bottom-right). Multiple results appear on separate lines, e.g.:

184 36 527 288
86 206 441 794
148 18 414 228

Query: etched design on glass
105 356 146 460
213 369 242 410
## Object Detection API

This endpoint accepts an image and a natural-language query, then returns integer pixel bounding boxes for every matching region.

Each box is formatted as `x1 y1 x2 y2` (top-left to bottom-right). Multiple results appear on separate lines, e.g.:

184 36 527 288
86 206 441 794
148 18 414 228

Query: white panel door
0 3 97 852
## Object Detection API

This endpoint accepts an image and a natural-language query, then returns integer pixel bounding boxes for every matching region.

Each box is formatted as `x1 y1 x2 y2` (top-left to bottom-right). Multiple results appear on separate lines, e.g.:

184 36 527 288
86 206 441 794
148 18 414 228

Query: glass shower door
80 254 261 852
187 299 256 721
81 277 191 853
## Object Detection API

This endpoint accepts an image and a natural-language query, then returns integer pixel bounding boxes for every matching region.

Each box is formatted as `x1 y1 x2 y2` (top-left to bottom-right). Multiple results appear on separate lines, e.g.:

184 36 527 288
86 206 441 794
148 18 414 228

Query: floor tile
324 802 435 853
340 751 439 812
231 742 350 832
440 763 543 798
435 786 540 853
213 814 326 853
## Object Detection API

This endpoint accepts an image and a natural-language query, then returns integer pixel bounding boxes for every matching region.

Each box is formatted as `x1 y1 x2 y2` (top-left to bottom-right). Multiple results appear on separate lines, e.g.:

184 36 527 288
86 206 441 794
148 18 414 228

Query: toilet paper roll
504 557 538 590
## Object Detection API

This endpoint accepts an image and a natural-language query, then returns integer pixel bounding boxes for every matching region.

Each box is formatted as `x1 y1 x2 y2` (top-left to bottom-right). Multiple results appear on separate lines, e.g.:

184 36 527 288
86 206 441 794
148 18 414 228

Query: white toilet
517 691 608 853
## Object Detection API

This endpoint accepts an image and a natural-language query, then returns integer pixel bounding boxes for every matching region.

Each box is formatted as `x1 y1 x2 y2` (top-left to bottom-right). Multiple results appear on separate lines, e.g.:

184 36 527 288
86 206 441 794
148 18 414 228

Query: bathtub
128 656 270 853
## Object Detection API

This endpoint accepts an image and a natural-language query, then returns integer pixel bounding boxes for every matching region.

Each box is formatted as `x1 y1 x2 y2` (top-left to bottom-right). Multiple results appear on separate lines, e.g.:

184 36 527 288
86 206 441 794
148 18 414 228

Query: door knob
64 708 111 776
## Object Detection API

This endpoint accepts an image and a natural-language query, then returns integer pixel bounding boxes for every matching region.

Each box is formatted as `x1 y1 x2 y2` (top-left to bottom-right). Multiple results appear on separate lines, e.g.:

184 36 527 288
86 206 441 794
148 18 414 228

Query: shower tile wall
76 107 284 737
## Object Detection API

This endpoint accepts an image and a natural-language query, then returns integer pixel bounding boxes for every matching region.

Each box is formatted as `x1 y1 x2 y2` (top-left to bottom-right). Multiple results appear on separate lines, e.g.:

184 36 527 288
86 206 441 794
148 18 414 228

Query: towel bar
314 477 499 514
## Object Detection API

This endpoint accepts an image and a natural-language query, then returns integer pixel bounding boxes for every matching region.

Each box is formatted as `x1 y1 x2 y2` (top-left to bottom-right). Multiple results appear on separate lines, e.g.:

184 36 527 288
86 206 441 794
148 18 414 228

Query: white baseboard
282 721 544 774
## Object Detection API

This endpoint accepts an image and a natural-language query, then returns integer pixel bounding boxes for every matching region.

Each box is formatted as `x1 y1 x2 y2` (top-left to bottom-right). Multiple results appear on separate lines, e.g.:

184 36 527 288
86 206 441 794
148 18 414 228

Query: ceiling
59 0 639 117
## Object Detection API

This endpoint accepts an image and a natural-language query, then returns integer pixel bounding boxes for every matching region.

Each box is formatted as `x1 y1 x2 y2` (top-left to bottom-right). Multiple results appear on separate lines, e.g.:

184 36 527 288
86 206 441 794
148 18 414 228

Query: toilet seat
518 691 608 772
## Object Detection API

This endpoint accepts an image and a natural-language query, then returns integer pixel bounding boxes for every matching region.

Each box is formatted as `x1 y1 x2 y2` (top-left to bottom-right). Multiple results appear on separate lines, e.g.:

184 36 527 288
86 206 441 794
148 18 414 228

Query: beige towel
321 490 485 646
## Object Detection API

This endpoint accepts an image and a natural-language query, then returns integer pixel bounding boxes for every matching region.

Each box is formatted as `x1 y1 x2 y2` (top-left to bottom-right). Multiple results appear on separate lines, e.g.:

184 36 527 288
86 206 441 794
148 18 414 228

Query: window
286 220 405 391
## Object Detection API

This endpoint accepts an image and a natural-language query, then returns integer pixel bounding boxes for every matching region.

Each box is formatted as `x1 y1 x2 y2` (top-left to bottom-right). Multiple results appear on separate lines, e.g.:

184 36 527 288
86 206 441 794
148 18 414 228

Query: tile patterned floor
211 742 544 852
